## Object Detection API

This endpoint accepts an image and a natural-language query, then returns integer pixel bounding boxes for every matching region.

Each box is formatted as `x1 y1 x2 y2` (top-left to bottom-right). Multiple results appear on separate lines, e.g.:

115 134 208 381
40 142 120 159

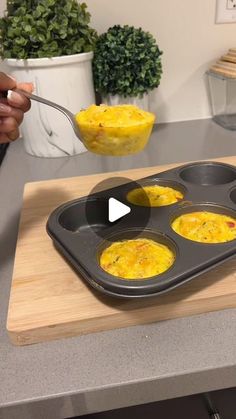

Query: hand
0 72 33 144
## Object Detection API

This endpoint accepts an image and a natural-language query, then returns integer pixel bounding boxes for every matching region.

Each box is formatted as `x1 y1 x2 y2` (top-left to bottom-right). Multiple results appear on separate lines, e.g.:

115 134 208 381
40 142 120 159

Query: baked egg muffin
172 211 236 243
75 104 155 156
100 238 175 279
127 185 184 207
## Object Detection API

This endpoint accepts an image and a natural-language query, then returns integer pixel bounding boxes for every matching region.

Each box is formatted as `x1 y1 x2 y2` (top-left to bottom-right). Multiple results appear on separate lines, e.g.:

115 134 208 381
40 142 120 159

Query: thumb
17 82 34 93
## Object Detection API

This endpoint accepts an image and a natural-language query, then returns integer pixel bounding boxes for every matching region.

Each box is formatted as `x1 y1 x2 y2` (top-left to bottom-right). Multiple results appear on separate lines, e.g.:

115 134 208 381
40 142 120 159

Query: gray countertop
1 118 236 419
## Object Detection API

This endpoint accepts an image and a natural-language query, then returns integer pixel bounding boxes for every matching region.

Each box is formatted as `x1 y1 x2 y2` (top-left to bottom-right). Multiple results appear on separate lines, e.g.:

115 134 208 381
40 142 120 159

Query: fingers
8 128 20 141
17 82 34 93
0 116 21 142
0 133 10 144
0 72 16 92
7 89 32 112
0 116 18 133
0 116 20 143
0 129 19 144
0 74 33 143
0 99 24 125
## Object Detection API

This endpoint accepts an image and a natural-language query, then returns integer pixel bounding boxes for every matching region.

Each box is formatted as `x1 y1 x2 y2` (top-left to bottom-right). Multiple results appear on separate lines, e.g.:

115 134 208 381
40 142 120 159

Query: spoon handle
12 89 81 139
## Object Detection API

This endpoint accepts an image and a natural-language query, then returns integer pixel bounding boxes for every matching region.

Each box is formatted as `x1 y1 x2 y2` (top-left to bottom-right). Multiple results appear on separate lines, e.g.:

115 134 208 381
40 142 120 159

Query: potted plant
93 25 163 111
0 0 97 157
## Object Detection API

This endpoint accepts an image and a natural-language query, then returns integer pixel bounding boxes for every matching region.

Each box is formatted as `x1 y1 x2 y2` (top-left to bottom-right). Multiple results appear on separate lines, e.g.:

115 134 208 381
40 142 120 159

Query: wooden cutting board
7 156 236 346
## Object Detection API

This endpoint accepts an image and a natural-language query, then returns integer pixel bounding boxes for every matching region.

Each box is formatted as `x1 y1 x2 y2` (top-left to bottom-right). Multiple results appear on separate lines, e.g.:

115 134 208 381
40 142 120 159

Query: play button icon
86 176 151 240
108 198 131 222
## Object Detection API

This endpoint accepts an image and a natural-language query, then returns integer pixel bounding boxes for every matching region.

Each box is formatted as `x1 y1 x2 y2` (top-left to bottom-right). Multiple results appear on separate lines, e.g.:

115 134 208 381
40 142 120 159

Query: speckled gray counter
1 119 236 419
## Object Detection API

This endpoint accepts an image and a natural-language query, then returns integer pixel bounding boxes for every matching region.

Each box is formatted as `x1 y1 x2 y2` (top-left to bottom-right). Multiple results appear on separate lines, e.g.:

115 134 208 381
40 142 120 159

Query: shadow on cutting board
0 186 71 269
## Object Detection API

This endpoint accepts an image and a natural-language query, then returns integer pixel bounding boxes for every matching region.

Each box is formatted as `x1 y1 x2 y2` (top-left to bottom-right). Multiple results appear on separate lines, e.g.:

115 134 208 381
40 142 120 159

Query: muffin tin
46 161 236 298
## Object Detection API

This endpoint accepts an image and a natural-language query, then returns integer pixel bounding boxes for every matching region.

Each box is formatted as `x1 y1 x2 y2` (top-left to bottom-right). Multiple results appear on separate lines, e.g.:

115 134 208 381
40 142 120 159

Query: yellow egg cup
76 105 155 156
127 185 184 207
100 238 175 280
172 211 236 243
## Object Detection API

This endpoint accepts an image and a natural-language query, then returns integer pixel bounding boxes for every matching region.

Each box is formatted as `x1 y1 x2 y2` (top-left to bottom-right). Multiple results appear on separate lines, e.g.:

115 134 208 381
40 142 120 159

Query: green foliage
93 25 163 97
0 0 97 59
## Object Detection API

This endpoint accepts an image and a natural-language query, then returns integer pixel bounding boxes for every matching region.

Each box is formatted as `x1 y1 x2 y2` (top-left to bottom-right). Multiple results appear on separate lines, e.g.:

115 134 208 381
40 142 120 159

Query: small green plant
0 0 97 59
93 25 163 98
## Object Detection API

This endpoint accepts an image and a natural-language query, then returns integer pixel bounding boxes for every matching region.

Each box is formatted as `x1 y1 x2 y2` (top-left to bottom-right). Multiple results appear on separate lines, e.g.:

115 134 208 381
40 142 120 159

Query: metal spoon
12 88 82 141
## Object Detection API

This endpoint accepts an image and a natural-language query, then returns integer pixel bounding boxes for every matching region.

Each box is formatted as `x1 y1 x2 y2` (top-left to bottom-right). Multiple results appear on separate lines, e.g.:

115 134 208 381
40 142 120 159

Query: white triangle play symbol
108 198 131 223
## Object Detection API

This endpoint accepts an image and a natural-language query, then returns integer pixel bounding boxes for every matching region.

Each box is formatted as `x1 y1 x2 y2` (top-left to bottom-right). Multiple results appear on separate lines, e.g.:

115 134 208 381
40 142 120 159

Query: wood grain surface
7 156 236 345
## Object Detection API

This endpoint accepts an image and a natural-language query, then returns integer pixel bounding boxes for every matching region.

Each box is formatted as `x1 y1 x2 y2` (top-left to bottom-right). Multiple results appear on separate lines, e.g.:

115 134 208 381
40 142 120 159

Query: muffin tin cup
58 197 111 233
169 202 236 245
47 161 236 299
178 161 236 185
125 178 187 208
96 229 178 295
230 187 236 205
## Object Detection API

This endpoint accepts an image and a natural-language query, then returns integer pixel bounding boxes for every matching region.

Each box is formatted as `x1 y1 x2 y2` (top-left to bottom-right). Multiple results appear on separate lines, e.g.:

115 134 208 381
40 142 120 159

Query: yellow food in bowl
127 185 184 207
172 211 236 243
100 238 175 279
75 104 155 156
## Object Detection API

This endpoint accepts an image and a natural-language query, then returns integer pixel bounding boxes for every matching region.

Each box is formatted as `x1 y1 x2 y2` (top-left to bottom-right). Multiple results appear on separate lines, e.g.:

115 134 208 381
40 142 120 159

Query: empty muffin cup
230 188 236 205
179 162 236 185
59 198 111 233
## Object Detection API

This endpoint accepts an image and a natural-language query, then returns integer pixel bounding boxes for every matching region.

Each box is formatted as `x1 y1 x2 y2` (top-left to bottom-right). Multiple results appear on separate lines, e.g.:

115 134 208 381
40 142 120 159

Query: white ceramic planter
102 93 150 111
5 52 95 157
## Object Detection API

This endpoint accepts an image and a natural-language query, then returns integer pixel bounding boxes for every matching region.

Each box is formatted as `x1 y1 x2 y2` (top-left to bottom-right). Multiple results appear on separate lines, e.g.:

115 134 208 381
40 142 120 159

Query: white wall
1 0 236 123
85 0 236 123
